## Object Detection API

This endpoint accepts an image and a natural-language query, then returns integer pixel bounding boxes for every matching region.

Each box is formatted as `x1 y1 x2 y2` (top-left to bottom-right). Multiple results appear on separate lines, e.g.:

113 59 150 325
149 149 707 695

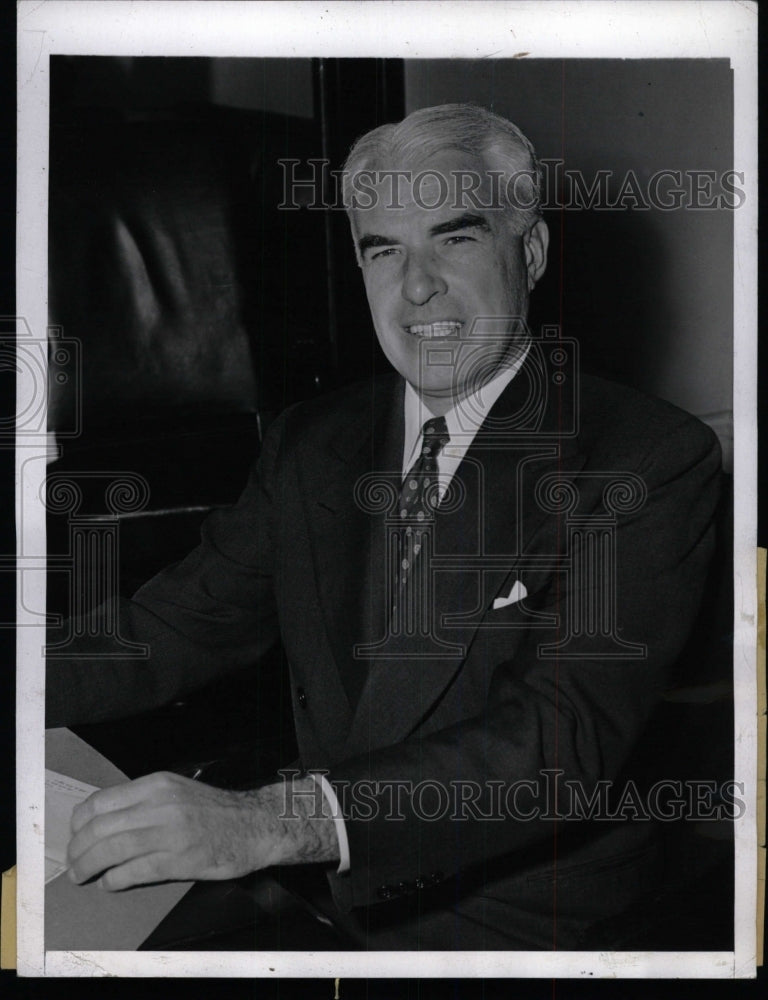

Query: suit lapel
342 350 587 758
305 377 404 757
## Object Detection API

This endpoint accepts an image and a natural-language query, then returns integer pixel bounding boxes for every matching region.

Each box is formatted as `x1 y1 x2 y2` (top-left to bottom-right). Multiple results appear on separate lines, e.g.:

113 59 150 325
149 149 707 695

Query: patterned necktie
392 416 450 613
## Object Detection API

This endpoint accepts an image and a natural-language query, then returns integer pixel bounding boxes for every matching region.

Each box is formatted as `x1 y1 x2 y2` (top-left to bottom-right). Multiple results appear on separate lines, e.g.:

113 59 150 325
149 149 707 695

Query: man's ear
348 211 363 268
524 219 549 290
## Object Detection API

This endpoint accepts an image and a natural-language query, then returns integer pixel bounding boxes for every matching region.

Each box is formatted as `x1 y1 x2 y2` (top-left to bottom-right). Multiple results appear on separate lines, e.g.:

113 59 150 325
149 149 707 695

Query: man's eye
444 234 476 245
369 247 400 261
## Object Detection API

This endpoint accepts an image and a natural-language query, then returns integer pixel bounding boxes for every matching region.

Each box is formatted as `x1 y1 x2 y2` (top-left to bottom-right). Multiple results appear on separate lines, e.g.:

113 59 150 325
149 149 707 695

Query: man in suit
48 104 722 949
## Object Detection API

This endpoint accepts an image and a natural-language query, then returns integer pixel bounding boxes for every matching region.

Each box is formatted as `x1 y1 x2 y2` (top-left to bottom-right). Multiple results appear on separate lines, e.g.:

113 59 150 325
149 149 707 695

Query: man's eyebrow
357 233 399 256
429 213 491 238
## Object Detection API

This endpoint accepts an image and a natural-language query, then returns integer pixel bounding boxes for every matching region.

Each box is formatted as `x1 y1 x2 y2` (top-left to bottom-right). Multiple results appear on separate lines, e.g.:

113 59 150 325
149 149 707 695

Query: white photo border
16 0 759 979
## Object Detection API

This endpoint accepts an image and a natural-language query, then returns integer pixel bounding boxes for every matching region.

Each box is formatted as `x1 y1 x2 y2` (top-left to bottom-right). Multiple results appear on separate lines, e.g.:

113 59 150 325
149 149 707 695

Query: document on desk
45 769 98 884
45 728 193 951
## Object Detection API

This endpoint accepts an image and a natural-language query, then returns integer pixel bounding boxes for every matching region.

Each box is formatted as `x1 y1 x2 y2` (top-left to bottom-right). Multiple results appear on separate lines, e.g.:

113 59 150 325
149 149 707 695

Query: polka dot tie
393 416 450 608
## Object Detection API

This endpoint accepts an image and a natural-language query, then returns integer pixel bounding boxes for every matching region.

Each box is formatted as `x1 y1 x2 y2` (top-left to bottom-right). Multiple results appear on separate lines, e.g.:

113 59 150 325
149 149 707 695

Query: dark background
2 9 766 998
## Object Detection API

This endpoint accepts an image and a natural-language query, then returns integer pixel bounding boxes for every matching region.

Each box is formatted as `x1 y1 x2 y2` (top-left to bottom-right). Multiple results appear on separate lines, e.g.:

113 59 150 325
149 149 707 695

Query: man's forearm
67 771 339 891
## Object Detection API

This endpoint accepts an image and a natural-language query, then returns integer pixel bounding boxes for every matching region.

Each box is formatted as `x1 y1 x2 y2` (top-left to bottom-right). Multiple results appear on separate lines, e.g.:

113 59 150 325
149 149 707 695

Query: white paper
44 769 99 883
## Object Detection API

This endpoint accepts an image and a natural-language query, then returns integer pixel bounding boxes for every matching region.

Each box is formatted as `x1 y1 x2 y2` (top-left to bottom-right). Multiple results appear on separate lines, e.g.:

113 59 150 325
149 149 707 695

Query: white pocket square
492 580 528 610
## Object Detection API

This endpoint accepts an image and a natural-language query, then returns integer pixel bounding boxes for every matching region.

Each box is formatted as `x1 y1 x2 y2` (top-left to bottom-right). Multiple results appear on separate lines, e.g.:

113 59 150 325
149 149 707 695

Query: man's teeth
406 322 462 338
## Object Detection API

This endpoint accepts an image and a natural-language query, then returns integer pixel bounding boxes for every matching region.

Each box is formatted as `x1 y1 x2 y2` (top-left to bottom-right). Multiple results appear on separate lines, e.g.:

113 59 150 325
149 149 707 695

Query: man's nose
401 252 447 305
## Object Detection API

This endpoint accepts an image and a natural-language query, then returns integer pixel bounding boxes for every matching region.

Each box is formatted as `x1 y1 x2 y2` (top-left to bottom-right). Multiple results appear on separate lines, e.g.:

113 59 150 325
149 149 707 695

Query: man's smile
403 320 463 339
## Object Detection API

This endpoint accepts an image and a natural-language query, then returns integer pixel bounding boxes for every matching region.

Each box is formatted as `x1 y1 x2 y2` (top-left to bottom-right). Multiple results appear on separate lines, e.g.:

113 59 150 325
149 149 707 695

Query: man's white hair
342 103 543 253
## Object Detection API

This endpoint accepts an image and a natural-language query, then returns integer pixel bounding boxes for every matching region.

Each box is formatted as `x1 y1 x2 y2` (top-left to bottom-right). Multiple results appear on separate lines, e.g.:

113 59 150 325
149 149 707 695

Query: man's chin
406 376 467 412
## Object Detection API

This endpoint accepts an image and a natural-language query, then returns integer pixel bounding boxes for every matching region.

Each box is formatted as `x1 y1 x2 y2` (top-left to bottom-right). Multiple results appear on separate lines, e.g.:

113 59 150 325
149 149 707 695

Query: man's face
352 152 548 413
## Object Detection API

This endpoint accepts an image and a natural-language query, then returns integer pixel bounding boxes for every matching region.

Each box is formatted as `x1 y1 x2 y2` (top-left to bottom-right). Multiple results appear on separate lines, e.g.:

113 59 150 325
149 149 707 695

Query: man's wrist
251 777 340 867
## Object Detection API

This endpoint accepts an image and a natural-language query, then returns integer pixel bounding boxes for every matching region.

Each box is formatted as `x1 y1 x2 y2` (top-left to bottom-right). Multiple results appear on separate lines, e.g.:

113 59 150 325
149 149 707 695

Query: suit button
414 876 427 890
397 881 415 895
377 884 395 901
428 871 444 885
296 686 308 709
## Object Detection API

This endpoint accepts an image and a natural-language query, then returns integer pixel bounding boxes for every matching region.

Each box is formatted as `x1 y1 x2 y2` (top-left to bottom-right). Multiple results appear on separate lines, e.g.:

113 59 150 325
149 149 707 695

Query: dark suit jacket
47 353 722 949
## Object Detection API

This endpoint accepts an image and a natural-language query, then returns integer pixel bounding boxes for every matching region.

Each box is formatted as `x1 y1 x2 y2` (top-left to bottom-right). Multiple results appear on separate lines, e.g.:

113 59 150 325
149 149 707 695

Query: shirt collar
402 343 530 471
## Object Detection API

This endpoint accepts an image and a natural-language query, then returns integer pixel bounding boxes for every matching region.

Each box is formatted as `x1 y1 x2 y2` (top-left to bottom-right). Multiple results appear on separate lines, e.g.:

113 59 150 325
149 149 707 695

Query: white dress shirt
401 347 529 482
313 348 528 874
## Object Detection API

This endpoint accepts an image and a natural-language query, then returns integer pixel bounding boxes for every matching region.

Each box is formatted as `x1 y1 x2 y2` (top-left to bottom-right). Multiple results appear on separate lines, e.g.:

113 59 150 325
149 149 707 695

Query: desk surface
45 728 352 952
45 728 193 951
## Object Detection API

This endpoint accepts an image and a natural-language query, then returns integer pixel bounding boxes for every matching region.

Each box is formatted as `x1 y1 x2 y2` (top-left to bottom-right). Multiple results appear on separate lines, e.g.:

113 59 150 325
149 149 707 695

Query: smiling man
350 143 548 412
48 104 722 950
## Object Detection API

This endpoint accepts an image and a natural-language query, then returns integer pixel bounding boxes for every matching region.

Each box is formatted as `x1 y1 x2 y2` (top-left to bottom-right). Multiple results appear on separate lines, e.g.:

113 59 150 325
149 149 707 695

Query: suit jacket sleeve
45 410 289 728
324 409 722 911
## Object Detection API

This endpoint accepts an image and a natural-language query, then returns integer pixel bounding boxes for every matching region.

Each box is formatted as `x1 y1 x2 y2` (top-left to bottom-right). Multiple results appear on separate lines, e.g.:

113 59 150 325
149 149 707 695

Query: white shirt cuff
310 772 350 874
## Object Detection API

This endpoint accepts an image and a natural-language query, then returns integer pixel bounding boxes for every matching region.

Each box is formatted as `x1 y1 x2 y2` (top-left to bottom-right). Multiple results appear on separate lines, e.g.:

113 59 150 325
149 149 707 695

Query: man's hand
67 771 339 891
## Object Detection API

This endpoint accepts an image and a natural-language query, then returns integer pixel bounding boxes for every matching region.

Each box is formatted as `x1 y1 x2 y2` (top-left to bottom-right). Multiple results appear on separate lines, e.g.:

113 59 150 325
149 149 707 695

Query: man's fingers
68 804 141 861
71 772 186 833
68 826 162 884
97 852 173 892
